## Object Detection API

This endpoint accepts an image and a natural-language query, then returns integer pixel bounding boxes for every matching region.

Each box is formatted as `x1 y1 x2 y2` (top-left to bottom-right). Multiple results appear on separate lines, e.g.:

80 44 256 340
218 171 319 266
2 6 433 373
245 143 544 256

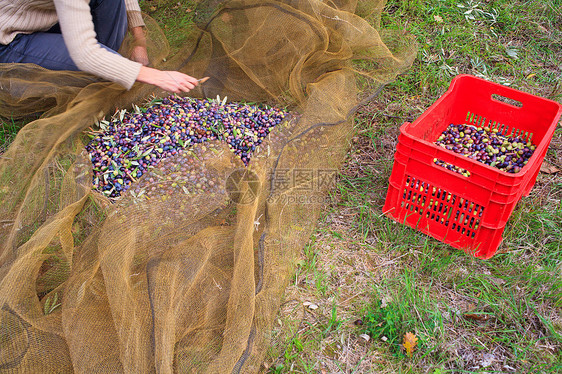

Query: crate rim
449 74 562 109
399 74 562 178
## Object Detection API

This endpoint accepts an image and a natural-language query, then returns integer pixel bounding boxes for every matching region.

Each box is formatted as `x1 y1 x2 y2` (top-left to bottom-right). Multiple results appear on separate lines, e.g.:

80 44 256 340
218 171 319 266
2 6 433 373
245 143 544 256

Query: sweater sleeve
125 0 145 29
54 0 142 90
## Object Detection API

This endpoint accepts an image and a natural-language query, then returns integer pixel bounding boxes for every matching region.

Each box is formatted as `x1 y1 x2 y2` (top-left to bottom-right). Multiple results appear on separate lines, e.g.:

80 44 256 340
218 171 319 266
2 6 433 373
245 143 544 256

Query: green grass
267 0 562 373
0 117 23 154
141 0 198 54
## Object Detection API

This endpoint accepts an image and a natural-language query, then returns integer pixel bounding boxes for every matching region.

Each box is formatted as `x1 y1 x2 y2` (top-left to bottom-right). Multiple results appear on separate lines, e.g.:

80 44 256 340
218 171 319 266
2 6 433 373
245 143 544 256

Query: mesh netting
0 0 417 372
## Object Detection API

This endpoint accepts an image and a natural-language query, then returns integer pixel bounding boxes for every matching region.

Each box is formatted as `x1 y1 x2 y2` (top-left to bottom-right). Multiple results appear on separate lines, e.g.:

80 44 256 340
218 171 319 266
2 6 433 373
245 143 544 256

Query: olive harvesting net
0 0 416 372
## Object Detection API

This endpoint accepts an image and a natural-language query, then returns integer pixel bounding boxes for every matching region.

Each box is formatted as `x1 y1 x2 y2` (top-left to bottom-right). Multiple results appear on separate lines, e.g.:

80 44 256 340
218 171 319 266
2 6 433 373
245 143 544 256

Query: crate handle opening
491 94 523 108
433 158 472 178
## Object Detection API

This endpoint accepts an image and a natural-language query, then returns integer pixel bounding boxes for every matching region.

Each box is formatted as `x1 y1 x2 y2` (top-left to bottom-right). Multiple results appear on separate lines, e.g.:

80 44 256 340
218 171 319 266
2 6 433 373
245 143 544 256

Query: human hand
137 66 199 93
130 45 150 66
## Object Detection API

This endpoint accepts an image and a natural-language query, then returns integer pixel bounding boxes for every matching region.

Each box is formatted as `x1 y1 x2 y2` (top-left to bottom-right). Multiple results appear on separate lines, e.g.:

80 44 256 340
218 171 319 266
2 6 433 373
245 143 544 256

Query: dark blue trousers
0 0 128 71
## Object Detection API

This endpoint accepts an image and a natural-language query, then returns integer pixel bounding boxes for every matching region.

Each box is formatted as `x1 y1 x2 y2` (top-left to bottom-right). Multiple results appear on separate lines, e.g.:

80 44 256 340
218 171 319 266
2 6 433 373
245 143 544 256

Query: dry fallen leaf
481 353 495 368
381 295 393 308
434 15 443 23
303 301 318 310
402 332 418 357
463 313 490 322
540 161 559 174
491 277 506 286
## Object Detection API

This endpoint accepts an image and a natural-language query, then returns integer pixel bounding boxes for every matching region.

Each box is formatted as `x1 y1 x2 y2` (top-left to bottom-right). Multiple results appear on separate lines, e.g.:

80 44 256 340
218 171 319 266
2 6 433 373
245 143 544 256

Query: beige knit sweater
0 0 145 89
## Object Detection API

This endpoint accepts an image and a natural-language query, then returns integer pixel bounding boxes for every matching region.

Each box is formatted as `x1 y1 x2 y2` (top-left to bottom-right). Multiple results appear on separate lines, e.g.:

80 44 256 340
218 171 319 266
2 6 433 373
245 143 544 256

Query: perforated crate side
384 156 507 258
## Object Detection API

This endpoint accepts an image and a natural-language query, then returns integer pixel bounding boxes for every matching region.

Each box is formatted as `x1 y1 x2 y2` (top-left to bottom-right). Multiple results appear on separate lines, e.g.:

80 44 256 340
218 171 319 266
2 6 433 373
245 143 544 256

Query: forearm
130 26 147 49
131 27 146 42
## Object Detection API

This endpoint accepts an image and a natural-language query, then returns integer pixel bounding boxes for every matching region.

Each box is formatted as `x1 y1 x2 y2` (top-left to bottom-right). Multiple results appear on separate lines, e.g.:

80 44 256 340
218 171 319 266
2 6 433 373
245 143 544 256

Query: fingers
164 71 199 93
130 46 150 66
181 78 196 91
140 56 150 66
137 67 202 93
176 77 196 92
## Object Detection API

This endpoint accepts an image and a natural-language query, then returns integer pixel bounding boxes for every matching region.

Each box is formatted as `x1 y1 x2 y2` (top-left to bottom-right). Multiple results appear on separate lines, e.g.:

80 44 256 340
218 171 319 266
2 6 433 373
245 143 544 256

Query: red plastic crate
383 75 562 258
